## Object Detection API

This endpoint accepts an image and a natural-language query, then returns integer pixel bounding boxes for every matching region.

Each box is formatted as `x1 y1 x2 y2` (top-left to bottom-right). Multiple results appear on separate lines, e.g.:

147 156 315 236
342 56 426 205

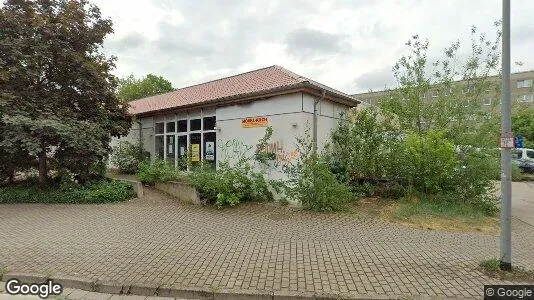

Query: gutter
130 82 360 118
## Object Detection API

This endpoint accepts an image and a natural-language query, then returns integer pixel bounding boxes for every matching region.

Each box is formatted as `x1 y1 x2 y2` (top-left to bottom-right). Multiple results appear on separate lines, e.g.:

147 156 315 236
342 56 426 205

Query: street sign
515 135 524 148
500 135 515 148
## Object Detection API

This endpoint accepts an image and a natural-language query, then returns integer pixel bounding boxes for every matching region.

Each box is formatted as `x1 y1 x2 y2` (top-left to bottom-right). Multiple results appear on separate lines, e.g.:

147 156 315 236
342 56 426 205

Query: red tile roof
128 65 358 115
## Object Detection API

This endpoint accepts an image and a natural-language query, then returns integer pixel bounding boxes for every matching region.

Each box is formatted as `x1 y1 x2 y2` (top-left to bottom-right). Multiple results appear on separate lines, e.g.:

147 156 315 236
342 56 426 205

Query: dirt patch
353 197 500 234
479 267 534 283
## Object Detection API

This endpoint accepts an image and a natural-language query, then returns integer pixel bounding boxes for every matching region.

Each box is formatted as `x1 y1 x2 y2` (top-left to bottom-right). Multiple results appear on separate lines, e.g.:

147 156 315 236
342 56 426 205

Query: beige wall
111 92 353 179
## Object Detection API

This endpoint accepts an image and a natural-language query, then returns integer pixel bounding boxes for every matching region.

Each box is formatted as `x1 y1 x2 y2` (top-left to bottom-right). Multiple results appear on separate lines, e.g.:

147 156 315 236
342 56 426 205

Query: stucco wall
216 93 305 180
110 92 352 178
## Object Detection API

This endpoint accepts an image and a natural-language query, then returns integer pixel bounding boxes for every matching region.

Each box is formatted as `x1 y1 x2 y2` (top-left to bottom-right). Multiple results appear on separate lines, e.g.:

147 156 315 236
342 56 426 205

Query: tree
0 0 131 187
117 74 174 101
512 106 534 148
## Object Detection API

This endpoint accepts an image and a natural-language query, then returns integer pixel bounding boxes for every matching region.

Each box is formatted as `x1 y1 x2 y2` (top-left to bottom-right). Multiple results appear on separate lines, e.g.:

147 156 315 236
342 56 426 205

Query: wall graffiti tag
256 140 300 168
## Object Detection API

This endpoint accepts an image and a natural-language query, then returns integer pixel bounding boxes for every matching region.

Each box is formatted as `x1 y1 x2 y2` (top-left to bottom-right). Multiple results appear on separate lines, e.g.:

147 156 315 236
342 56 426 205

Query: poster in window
168 145 173 154
191 144 200 162
205 142 215 161
180 146 185 156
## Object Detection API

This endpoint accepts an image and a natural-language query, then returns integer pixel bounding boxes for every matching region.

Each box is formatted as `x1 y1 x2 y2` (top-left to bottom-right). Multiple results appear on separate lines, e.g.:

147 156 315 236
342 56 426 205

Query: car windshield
512 150 522 160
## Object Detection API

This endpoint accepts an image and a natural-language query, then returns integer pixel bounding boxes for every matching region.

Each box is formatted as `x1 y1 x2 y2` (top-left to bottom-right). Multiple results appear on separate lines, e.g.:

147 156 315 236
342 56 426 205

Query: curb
0 272 398 299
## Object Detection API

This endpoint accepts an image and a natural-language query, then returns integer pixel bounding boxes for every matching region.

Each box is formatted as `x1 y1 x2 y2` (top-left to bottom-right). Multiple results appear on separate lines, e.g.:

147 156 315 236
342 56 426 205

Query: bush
402 130 458 194
110 141 147 174
0 179 136 204
286 156 354 212
283 127 355 212
136 159 185 185
188 160 275 208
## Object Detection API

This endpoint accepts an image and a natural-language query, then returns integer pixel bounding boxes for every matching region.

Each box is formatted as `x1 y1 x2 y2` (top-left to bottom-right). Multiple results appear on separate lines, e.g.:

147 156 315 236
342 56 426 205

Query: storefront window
203 116 216 131
166 135 175 164
190 133 201 165
203 132 216 169
154 112 216 168
190 119 201 131
177 135 187 170
178 120 187 133
155 135 164 159
155 122 164 134
166 121 176 133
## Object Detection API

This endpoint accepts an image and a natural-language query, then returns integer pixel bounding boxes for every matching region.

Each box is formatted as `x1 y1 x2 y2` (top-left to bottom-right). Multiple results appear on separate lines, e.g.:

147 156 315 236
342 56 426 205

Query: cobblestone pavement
0 282 184 300
0 188 533 299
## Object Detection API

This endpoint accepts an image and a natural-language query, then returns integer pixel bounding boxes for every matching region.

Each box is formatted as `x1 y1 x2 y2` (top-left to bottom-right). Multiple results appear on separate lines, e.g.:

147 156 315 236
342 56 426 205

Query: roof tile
128 65 355 115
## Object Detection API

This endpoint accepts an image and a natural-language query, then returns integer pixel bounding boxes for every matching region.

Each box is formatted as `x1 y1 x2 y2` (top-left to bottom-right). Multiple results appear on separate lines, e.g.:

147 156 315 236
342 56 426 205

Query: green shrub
0 179 136 204
403 130 458 194
136 159 185 185
110 141 147 174
188 160 274 207
286 157 353 212
284 128 355 212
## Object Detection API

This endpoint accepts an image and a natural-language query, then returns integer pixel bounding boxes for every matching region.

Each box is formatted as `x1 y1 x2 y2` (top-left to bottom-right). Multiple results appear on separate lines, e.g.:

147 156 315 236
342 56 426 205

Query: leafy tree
117 74 174 101
0 0 131 187
332 24 504 206
512 106 534 148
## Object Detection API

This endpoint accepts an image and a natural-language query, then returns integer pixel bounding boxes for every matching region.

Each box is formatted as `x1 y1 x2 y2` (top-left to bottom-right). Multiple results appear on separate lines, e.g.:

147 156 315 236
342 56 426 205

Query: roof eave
131 82 359 117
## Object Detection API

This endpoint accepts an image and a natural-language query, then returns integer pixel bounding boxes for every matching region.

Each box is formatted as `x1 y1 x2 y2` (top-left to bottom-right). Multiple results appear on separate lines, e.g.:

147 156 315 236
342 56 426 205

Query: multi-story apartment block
353 70 534 108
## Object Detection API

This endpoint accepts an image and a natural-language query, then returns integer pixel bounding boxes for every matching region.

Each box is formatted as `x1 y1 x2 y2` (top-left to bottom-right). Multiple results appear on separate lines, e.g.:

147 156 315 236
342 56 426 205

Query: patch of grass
0 179 136 204
480 259 501 271
479 259 534 283
384 198 499 234
354 196 499 234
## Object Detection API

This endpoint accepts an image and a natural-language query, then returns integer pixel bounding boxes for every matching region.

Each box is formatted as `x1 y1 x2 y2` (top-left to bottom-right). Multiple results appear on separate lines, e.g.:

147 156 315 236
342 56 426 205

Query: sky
92 0 534 94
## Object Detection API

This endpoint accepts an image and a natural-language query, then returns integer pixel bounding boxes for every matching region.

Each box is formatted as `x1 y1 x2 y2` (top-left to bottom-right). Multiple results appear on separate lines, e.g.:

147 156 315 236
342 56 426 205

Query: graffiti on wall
256 140 300 168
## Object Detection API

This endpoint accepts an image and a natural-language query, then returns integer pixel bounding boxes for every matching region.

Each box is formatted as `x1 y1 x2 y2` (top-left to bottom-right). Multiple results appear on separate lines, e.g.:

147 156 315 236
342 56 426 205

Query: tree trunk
38 150 48 187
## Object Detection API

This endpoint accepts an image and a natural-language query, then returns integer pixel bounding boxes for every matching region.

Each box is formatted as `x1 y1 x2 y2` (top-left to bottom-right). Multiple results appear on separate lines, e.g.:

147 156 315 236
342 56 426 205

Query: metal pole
313 90 326 156
500 0 512 271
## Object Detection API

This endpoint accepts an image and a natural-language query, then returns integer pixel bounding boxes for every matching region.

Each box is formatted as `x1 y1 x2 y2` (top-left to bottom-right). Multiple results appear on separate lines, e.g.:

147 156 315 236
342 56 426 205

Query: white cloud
92 0 534 94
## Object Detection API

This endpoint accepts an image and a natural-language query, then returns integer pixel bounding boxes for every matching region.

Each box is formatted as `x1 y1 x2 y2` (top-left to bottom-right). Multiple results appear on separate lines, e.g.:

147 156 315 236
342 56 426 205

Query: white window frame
154 109 217 169
517 94 534 103
517 79 533 88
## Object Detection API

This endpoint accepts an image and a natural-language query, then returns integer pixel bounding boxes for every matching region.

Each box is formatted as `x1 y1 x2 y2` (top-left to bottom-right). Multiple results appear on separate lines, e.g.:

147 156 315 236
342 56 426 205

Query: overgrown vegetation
282 128 355 212
110 141 149 174
331 26 504 217
0 179 136 204
136 159 187 185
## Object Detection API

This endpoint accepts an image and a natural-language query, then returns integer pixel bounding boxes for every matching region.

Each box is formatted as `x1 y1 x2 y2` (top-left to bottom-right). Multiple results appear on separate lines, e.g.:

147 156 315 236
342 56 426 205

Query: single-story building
113 65 359 179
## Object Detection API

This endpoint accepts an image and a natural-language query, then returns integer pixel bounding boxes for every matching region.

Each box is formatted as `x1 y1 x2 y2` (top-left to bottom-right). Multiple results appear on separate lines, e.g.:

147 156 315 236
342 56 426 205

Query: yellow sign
241 116 268 128
191 144 200 162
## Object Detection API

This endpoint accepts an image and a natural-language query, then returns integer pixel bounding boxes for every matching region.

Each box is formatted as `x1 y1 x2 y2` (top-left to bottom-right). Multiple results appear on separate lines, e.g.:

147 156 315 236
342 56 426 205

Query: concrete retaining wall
155 181 202 205
108 177 144 198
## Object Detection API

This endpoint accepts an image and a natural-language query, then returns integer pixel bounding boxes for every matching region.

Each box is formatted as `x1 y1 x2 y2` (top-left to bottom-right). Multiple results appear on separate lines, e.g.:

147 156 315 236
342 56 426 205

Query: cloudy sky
92 0 534 94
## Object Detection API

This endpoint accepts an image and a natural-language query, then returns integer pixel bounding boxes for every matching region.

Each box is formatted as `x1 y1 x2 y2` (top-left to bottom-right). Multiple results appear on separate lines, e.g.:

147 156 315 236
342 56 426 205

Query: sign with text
241 116 268 128
191 144 200 162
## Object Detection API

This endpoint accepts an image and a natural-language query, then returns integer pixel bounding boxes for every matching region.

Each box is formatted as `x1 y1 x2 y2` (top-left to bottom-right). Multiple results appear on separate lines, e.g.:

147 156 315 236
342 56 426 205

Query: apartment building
353 70 534 108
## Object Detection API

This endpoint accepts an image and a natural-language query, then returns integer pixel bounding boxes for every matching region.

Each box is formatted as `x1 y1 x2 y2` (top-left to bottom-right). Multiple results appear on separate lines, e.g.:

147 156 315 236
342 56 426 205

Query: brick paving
0 188 533 299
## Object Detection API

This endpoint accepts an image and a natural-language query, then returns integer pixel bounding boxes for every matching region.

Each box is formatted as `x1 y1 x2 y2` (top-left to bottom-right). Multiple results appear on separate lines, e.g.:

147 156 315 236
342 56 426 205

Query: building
113 66 359 179
352 70 534 107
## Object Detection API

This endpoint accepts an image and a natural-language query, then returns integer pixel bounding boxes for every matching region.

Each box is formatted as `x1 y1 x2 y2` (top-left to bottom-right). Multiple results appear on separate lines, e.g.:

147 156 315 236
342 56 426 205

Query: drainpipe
313 90 326 157
137 120 143 155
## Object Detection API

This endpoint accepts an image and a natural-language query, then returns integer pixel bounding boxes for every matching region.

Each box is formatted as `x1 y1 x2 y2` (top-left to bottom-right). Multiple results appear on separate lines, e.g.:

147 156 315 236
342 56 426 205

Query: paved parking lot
0 187 533 299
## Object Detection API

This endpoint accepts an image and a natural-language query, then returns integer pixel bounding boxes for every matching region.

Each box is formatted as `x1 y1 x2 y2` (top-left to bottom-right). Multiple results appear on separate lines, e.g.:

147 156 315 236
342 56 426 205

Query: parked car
512 148 534 173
